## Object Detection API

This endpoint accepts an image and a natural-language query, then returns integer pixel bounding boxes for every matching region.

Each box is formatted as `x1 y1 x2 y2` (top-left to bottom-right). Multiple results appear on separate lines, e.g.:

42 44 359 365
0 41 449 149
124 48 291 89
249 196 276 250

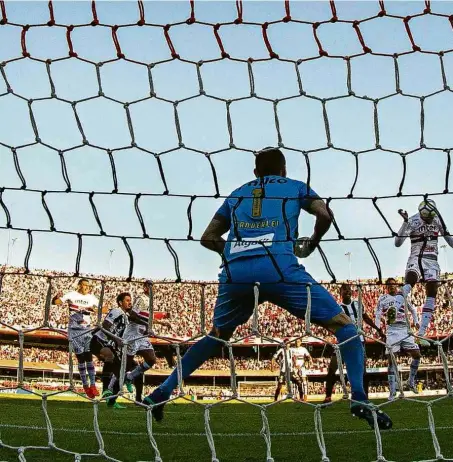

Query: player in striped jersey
395 201 453 344
375 278 421 399
123 281 171 402
52 279 99 399
90 292 130 408
272 341 309 401
323 283 384 403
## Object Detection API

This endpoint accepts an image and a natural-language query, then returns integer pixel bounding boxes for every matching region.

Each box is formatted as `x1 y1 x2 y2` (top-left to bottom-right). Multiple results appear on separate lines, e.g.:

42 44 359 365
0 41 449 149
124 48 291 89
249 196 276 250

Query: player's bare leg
292 375 304 401
402 270 418 298
274 380 283 401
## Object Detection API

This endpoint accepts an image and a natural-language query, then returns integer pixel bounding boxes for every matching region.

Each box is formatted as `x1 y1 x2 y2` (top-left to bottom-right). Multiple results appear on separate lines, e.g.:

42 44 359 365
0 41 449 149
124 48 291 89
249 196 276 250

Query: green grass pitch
0 396 452 461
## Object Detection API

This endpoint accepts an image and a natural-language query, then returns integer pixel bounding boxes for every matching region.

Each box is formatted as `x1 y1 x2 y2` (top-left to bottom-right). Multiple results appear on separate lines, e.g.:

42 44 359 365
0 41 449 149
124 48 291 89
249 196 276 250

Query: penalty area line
0 423 453 437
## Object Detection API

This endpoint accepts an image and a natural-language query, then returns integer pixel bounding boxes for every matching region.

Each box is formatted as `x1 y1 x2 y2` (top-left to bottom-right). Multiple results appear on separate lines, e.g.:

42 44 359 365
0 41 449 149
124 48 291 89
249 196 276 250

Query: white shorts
386 327 419 354
68 329 92 355
406 257 440 282
124 335 154 356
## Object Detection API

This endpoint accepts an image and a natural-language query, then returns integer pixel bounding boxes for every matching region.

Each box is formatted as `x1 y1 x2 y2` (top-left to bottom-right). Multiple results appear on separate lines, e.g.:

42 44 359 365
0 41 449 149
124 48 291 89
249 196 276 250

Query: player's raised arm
200 212 231 254
437 217 453 248
395 209 410 247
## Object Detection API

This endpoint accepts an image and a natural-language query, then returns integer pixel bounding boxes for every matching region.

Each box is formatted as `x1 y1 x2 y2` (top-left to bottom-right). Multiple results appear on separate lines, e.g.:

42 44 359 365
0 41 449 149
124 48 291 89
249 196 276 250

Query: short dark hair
385 277 396 285
255 147 285 177
78 278 89 286
340 283 350 291
117 292 131 305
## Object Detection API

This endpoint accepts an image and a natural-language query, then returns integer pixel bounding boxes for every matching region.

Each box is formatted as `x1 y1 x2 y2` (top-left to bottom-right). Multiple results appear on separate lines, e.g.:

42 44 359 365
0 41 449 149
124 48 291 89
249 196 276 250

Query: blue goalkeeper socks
335 324 367 402
157 335 224 399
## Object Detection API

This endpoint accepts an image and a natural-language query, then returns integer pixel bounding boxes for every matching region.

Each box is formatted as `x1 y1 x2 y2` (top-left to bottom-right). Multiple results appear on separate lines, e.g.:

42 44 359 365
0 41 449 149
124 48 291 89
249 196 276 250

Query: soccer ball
418 199 437 220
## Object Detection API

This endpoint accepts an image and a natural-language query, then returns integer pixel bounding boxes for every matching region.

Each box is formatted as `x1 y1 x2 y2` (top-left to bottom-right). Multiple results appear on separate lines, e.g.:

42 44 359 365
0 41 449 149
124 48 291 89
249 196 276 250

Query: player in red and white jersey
375 278 421 399
123 280 170 402
395 200 453 342
52 278 99 399
290 339 311 401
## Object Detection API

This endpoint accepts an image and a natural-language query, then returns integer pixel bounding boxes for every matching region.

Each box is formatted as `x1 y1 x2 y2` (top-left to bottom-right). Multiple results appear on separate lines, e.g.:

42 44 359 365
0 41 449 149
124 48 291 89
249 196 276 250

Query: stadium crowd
1 266 453 341
0 344 451 372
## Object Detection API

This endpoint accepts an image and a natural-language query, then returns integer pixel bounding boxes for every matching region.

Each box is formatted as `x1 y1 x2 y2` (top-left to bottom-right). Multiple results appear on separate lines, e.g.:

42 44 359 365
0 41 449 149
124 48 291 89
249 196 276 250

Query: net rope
0 1 452 461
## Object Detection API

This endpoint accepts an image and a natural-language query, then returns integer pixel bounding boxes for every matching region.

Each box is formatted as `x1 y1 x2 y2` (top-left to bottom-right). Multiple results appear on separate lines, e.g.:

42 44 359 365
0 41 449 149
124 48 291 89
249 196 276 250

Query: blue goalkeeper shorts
213 254 341 330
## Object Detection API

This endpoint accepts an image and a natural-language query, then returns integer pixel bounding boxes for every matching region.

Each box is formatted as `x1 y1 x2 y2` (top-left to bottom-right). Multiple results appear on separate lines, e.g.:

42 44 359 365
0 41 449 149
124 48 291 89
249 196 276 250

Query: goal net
0 1 453 461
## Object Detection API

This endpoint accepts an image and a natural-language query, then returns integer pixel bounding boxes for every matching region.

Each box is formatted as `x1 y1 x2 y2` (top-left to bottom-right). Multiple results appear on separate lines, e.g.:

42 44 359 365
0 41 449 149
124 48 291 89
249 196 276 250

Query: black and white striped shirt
340 300 364 342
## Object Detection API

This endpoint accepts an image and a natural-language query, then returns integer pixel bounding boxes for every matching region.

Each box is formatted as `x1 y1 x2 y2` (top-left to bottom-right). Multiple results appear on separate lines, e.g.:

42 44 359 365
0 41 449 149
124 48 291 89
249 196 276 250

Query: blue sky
1 0 453 282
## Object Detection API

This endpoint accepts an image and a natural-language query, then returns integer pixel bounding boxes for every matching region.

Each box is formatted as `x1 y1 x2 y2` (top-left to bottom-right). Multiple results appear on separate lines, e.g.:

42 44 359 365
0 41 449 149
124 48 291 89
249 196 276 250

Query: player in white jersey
272 341 308 401
52 279 99 399
323 283 385 403
396 200 453 343
290 338 311 401
375 278 421 399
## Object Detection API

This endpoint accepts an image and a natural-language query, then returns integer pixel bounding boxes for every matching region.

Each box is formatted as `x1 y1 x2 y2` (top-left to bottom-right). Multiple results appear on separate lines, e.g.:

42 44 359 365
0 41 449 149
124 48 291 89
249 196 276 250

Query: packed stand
1 266 452 343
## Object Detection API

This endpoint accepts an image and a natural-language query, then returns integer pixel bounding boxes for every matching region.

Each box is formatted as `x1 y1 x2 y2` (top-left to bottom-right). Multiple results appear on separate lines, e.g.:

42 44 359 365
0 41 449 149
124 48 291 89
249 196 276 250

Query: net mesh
0 1 452 461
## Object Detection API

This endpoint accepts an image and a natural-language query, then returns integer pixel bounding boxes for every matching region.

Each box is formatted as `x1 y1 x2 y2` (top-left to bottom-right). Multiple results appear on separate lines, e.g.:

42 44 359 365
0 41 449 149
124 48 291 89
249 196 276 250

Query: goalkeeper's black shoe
351 402 393 430
143 388 166 422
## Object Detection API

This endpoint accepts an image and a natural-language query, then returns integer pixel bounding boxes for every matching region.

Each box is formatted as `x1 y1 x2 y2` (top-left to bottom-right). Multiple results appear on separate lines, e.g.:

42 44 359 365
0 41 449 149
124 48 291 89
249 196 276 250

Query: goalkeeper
145 147 392 429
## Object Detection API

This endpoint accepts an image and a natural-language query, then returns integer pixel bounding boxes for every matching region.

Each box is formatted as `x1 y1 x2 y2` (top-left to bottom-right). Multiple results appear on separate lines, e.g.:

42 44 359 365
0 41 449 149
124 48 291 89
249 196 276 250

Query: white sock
388 364 397 395
418 297 435 336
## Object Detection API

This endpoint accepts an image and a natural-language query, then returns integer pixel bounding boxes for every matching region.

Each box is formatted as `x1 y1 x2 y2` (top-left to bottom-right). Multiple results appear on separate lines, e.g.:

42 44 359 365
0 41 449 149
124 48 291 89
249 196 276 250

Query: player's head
340 283 352 301
77 278 90 295
295 338 302 347
385 278 398 296
418 199 437 223
117 292 132 310
254 147 286 178
143 280 152 296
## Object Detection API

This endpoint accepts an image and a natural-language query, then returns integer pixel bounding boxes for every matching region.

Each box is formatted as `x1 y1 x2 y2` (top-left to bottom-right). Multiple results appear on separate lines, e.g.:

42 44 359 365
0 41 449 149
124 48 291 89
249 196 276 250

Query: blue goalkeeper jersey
216 175 319 262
